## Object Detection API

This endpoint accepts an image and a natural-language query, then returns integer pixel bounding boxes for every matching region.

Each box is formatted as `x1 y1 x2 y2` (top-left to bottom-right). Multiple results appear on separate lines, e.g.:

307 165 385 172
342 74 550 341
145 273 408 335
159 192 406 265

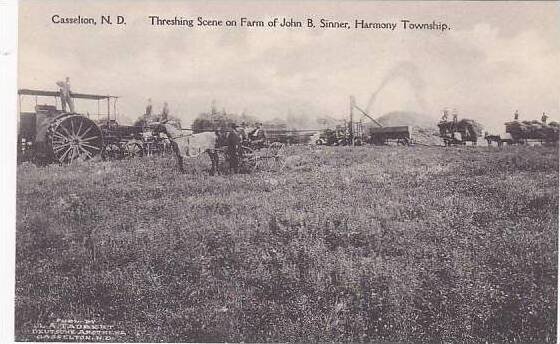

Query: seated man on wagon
248 122 267 148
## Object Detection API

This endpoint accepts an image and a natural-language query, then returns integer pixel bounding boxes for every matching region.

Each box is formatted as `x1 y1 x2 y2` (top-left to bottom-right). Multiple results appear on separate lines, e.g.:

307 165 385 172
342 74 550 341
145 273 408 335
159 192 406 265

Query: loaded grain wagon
437 119 482 146
505 120 559 144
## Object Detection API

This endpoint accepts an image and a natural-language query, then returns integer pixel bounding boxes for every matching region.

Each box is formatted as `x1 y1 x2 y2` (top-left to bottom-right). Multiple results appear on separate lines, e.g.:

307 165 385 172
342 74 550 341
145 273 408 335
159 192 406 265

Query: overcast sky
19 1 560 132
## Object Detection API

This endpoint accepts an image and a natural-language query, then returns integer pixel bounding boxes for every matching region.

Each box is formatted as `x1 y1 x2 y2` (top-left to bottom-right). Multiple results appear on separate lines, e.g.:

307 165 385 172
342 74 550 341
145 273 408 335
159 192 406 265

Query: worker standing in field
238 122 248 143
226 123 241 173
514 109 519 121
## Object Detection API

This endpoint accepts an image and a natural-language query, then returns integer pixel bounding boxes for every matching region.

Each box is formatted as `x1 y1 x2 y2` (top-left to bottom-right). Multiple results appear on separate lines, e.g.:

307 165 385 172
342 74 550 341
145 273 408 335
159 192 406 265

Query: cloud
18 1 560 132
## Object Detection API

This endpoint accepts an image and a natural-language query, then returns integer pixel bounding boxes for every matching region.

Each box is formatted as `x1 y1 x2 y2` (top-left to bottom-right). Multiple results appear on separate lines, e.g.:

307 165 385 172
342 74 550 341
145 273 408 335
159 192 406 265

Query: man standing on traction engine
57 76 74 113
161 101 170 122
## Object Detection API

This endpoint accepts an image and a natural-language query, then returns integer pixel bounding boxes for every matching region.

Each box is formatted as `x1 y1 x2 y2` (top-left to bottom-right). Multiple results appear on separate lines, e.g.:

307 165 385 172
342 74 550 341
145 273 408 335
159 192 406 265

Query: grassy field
15 144 558 343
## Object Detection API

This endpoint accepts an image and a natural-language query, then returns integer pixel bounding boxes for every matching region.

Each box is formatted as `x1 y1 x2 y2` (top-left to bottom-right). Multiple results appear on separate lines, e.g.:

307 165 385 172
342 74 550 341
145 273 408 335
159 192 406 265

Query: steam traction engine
18 89 107 164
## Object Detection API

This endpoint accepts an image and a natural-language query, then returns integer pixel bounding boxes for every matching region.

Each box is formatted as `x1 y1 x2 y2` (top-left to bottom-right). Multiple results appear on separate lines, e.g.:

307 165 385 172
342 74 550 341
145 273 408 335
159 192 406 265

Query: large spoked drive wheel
49 114 103 164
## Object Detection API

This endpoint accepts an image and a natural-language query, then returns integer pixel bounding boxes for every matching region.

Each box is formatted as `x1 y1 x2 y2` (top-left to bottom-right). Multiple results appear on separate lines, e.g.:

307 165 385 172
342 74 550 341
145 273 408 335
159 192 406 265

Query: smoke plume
365 62 427 114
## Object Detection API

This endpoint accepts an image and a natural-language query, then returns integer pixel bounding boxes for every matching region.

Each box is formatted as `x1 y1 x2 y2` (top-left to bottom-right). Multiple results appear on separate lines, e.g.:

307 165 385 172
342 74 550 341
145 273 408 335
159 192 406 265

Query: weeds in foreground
15 146 558 342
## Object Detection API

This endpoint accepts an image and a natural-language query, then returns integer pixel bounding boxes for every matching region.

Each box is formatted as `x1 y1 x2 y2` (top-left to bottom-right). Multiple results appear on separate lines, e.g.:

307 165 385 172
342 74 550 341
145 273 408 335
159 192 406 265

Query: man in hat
541 112 548 124
441 108 449 122
226 122 241 173
249 122 267 148
238 122 248 143
161 102 170 122
57 77 74 113
145 98 153 118
514 109 519 121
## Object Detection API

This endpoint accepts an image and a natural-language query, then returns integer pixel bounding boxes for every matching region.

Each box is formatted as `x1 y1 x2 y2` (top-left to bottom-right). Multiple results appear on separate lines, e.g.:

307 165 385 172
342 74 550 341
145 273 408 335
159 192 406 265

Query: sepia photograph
13 0 559 342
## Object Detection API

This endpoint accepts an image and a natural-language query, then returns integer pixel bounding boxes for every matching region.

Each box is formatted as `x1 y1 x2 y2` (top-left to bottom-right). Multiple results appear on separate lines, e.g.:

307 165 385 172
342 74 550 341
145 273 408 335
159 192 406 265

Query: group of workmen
513 109 550 124
441 108 550 124
440 108 459 123
144 98 170 122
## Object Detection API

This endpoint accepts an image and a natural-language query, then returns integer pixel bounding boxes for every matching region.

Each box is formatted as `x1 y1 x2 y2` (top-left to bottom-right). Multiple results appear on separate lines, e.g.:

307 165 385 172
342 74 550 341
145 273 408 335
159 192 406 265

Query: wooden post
349 96 354 145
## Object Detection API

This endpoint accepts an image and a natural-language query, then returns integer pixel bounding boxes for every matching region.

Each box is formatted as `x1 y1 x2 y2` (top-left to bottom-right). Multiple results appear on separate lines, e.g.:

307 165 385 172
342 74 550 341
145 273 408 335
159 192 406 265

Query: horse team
156 122 250 175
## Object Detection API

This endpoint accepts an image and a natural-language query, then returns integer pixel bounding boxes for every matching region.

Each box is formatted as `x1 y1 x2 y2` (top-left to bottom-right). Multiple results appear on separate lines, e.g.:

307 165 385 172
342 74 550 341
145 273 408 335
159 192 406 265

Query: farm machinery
316 96 412 146
100 121 173 160
437 119 482 146
315 127 352 146
18 89 108 164
504 120 559 145
17 88 171 165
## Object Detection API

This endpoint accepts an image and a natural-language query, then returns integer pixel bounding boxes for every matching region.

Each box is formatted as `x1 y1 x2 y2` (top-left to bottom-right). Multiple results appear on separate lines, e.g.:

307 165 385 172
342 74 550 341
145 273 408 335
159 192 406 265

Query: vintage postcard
13 0 558 342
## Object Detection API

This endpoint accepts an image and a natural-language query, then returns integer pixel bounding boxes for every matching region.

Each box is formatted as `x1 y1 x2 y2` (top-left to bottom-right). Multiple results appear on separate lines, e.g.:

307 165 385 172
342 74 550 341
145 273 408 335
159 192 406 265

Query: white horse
158 123 221 175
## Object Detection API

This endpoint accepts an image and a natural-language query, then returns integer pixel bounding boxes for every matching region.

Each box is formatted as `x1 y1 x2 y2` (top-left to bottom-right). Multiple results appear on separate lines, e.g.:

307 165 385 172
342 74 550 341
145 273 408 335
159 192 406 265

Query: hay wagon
18 89 108 164
437 120 481 146
505 121 559 145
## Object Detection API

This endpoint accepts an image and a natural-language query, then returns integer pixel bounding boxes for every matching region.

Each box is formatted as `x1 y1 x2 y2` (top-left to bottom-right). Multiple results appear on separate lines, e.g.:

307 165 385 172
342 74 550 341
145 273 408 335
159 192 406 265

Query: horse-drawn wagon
367 125 411 145
437 119 482 146
505 120 559 145
235 141 286 172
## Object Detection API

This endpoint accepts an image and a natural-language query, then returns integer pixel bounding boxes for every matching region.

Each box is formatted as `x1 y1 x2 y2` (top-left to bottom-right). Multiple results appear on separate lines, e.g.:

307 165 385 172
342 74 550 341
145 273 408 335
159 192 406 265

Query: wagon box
368 125 411 145
369 125 410 137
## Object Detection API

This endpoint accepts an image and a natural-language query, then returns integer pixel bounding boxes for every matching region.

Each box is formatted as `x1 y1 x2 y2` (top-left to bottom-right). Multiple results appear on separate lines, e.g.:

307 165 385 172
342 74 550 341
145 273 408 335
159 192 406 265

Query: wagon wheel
264 142 286 171
240 146 258 172
49 114 103 164
124 141 144 158
216 149 229 174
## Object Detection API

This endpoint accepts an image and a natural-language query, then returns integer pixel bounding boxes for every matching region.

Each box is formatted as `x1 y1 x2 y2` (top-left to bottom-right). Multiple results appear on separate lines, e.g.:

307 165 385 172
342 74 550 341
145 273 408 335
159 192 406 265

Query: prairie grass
16 145 558 342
